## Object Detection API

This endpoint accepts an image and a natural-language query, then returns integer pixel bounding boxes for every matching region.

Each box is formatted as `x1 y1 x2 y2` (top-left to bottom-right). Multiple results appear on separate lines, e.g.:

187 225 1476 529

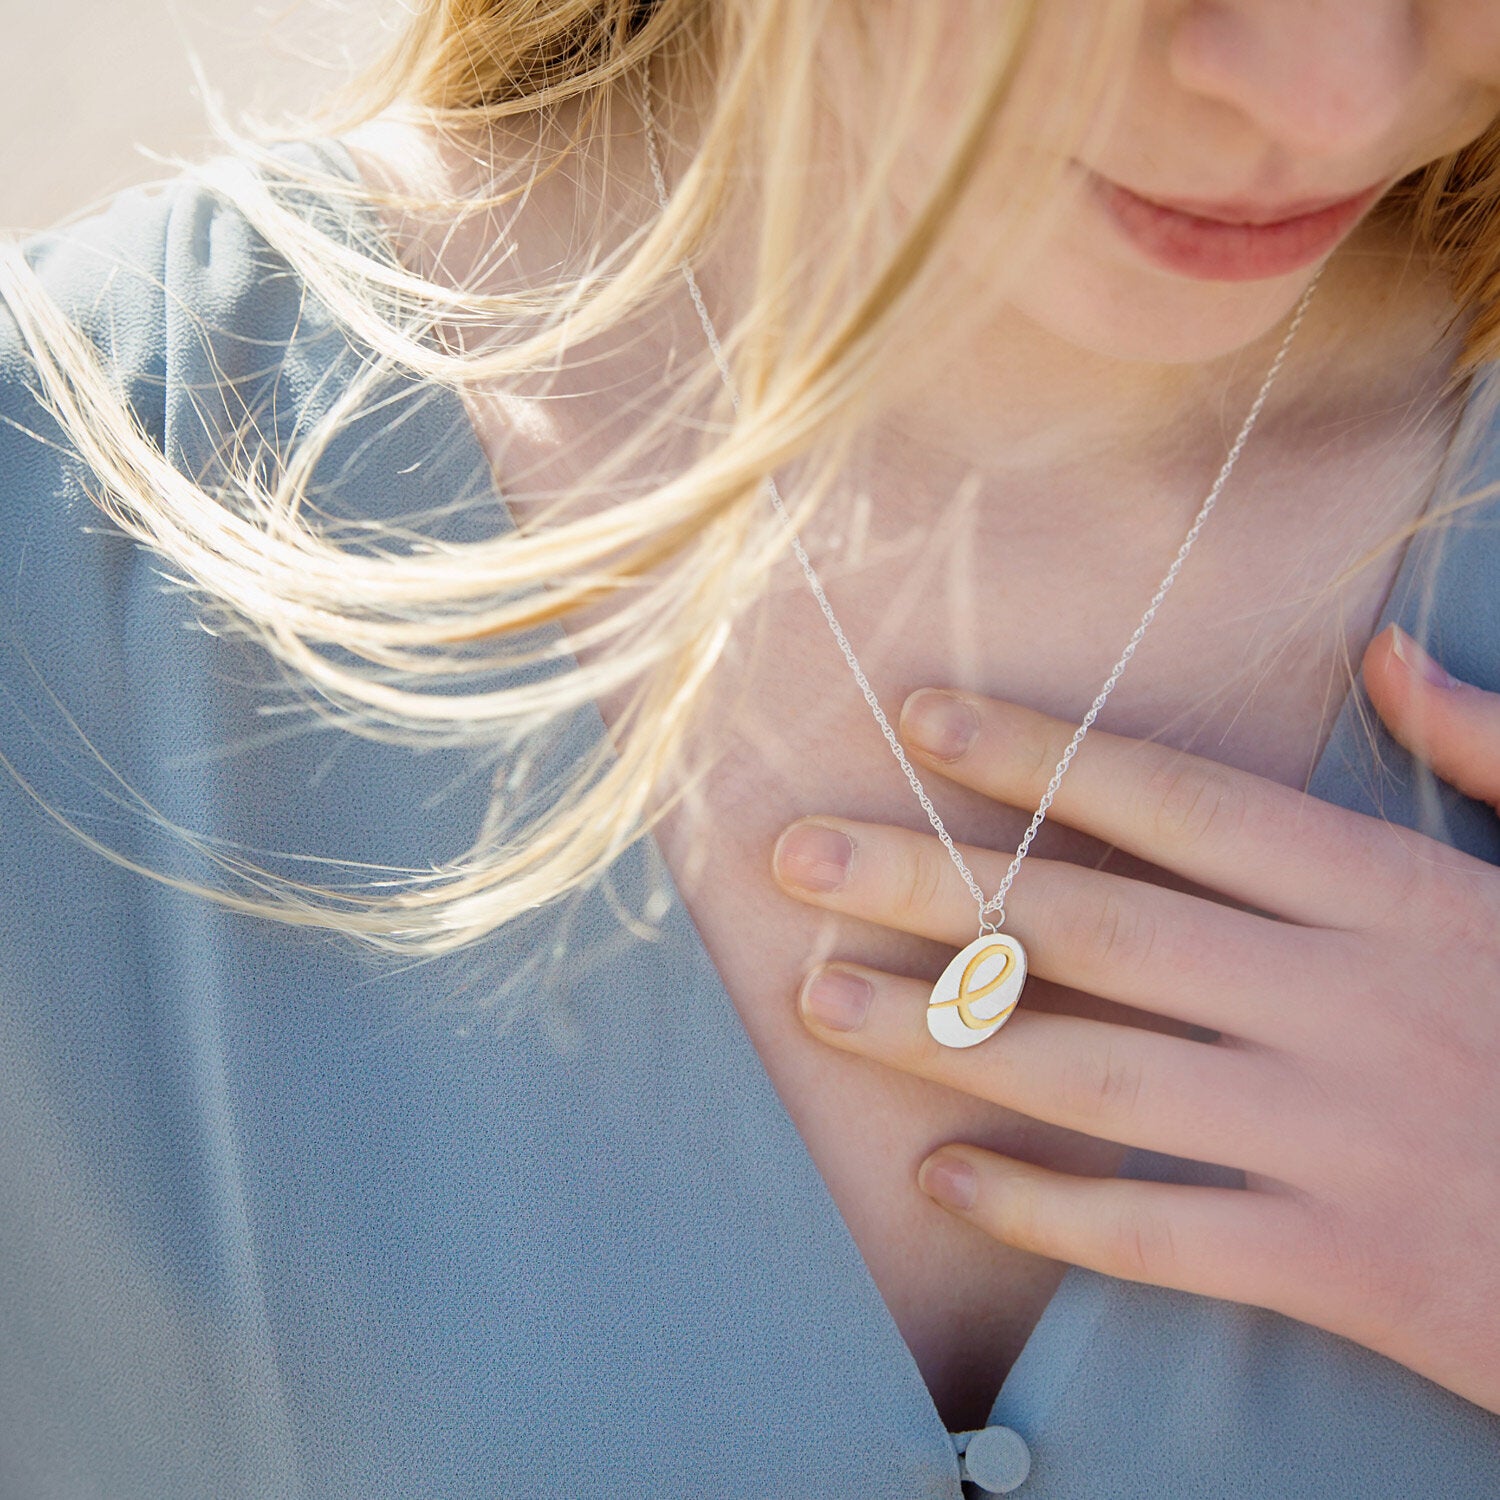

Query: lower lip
1091 175 1384 282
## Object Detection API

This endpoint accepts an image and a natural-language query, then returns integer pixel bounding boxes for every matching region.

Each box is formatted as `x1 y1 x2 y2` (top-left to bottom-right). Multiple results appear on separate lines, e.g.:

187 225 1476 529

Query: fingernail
1391 626 1464 690
919 1152 977 1211
902 690 979 761
799 967 872 1031
773 822 853 893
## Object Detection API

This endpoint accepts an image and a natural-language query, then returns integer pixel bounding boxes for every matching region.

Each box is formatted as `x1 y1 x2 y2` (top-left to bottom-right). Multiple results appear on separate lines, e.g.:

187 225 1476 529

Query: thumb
1362 624 1500 812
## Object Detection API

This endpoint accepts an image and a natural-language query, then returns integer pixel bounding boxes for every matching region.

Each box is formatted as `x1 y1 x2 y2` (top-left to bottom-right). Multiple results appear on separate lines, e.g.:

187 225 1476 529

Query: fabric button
956 1424 1032 1494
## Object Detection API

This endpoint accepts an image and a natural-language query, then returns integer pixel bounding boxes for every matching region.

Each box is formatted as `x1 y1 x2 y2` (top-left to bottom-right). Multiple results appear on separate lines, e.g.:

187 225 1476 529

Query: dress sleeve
0 159 532 1499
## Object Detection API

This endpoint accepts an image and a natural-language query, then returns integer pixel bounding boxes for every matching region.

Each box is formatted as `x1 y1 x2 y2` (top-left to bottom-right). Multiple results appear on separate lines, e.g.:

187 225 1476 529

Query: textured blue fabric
0 140 1497 1498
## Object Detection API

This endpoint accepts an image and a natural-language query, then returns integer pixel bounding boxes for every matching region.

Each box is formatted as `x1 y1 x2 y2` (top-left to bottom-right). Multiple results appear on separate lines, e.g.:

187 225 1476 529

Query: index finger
898 688 1447 931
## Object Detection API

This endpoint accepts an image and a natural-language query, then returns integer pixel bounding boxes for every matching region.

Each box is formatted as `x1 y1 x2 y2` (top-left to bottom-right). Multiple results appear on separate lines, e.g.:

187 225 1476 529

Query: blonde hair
2 0 1498 960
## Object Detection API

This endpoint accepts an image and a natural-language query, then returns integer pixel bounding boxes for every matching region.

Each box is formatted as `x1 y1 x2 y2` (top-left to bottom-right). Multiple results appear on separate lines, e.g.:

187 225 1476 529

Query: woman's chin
1006 259 1319 366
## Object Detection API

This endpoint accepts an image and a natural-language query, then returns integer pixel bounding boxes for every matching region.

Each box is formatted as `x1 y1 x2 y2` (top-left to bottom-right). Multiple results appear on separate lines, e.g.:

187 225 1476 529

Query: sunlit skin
771 2 1500 1415
813 0 1500 468
346 0 1500 1420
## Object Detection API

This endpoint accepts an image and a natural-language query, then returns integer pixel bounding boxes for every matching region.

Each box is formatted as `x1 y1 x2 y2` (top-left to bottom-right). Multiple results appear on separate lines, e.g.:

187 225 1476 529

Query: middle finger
772 816 1340 1047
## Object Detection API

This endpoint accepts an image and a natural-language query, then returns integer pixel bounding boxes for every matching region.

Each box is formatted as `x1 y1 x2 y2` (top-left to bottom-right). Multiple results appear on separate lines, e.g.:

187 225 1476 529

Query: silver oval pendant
927 934 1027 1048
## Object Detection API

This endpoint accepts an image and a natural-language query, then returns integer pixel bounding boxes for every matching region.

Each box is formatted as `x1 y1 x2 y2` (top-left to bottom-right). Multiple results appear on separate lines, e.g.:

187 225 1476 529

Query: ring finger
797 961 1313 1178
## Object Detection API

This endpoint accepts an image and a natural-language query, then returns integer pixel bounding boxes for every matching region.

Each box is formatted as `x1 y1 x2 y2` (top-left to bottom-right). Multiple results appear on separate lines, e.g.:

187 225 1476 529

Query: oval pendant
927 933 1027 1048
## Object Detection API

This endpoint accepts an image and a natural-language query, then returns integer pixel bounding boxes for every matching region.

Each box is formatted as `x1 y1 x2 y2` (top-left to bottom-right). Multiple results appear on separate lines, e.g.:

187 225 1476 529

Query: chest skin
448 286 1468 1435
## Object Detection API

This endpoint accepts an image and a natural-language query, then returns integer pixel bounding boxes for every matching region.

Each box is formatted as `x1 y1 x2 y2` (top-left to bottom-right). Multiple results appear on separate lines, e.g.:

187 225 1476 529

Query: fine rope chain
637 76 1321 936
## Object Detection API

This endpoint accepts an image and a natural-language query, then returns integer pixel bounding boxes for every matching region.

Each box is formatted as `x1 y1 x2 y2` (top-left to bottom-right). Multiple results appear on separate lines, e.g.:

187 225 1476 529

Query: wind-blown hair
1 0 1498 957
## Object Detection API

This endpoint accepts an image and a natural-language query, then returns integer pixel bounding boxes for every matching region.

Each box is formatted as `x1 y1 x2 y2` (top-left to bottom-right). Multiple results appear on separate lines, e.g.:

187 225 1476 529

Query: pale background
0 0 392 233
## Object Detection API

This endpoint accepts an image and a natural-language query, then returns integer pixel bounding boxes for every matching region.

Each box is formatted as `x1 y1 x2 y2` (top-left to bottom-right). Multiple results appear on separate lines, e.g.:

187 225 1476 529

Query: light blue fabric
1 140 1497 1499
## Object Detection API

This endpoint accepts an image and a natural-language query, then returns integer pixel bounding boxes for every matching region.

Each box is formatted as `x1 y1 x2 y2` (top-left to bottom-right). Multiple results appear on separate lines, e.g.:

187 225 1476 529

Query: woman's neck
869 219 1465 488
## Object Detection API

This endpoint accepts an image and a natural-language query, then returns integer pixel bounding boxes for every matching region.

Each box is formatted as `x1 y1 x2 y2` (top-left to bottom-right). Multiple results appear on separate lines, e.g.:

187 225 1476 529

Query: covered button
958 1424 1031 1494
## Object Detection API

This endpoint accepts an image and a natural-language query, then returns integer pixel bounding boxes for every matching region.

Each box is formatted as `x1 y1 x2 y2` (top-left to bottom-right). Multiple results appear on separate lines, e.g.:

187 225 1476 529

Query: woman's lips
1089 173 1387 282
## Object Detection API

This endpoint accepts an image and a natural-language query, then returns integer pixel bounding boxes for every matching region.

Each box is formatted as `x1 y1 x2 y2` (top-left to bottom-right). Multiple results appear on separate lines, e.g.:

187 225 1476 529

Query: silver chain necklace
636 74 1320 1048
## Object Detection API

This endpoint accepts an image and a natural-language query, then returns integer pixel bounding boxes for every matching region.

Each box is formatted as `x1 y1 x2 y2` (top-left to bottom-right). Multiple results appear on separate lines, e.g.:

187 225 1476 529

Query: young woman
2 2 1499 1495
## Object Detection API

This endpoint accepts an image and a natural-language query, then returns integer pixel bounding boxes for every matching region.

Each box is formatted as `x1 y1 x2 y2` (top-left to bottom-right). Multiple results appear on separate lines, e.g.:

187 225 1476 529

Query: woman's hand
770 622 1500 1414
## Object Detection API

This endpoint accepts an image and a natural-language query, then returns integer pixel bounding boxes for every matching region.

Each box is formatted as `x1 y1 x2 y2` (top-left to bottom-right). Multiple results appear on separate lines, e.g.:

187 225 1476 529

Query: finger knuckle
1067 887 1159 979
1058 1036 1146 1127
892 844 949 919
1112 1202 1179 1283
994 1173 1053 1257
1017 728 1067 795
1367 833 1456 933
1145 757 1248 853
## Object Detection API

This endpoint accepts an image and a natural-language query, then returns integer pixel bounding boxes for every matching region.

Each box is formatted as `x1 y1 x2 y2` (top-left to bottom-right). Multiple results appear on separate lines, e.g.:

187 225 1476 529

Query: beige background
0 0 390 233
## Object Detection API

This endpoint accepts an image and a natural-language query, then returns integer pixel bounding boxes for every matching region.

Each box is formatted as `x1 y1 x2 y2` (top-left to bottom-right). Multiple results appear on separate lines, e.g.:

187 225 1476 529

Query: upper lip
1102 177 1390 226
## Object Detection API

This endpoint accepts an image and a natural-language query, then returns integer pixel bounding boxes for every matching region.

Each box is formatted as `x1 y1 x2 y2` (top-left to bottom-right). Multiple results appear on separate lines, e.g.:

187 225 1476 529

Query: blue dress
1 141 1497 1498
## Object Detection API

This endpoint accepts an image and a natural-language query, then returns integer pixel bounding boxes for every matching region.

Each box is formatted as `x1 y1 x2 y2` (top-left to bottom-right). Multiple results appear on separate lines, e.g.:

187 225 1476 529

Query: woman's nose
1166 1 1421 157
